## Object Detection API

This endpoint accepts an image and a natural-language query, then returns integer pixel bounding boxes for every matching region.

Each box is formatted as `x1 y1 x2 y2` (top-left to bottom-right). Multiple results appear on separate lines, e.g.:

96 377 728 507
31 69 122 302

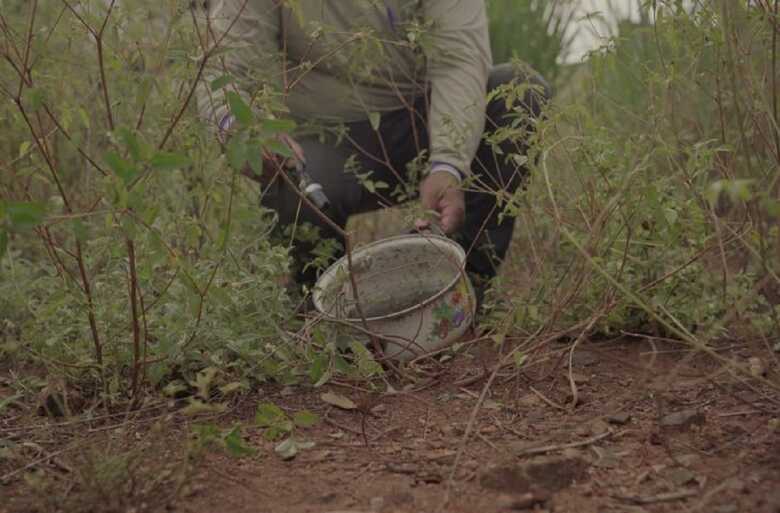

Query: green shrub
501 1 779 343
0 0 301 400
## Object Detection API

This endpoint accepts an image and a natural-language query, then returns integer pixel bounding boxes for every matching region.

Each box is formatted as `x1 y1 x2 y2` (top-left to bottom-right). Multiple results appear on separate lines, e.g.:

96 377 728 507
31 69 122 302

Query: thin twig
612 489 698 505
529 385 566 411
127 239 142 398
514 430 616 457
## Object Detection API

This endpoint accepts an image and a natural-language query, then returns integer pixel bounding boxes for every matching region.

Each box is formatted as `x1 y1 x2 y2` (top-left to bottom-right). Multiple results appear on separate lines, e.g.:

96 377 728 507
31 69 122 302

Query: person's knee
487 62 552 121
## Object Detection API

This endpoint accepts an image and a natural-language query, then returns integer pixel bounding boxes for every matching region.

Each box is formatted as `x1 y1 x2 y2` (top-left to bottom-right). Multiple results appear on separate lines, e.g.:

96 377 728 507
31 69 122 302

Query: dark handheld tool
293 161 330 212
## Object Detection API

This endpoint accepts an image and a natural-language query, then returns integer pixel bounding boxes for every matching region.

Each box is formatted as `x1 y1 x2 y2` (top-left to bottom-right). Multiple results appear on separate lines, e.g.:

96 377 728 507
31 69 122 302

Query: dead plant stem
127 238 142 398
515 430 616 457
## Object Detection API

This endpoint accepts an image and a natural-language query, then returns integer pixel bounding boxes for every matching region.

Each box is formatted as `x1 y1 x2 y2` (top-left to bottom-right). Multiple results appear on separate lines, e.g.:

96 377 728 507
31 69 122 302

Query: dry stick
566 313 602 409
528 385 566 411
514 430 616 457
126 239 142 398
0 14 25 67
95 0 116 131
612 489 698 505
15 0 37 99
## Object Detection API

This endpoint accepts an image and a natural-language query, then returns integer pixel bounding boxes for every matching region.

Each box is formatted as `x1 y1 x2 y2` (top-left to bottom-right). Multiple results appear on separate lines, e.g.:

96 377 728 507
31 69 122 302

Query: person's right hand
416 171 465 235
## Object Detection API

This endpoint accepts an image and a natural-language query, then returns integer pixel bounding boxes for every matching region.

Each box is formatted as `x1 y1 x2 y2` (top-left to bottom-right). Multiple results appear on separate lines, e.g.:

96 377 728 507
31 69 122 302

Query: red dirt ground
2 337 778 513
178 338 780 513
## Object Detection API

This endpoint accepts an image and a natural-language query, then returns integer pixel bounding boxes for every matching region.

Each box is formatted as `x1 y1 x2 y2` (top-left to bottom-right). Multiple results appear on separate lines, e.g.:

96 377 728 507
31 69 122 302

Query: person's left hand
416 171 465 234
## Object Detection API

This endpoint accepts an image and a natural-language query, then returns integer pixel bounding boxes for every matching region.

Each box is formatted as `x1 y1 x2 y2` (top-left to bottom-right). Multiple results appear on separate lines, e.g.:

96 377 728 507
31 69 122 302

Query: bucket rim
312 233 468 322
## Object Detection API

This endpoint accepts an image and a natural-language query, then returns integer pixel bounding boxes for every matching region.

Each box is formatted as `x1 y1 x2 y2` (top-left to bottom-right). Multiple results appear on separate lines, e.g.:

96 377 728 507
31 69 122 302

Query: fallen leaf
321 392 357 410
275 437 316 460
483 399 503 410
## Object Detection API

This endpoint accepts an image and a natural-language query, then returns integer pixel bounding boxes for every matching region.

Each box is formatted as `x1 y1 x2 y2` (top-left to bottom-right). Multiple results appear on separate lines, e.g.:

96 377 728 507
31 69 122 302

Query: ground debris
612 489 698 505
385 462 418 475
496 490 550 510
747 357 767 377
660 467 697 486
659 409 706 430
481 454 589 495
607 412 631 425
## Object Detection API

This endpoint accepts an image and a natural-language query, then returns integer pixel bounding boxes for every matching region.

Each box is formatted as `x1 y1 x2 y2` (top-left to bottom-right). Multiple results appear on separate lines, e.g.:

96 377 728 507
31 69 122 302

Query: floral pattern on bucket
429 279 473 342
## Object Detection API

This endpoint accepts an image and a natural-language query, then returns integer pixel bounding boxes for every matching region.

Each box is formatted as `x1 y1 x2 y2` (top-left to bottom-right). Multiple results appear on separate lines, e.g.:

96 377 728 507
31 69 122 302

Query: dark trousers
262 63 551 288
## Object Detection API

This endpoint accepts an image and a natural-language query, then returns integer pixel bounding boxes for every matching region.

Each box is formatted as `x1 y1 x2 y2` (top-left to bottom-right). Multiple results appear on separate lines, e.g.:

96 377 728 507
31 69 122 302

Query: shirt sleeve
422 0 492 175
195 0 284 131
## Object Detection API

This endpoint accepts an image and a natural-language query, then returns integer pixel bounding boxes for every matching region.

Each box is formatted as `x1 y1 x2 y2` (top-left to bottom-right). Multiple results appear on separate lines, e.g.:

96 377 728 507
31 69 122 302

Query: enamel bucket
312 233 476 362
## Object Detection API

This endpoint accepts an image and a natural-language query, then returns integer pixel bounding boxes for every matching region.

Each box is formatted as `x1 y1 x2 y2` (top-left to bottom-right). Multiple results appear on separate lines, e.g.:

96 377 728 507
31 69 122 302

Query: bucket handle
410 221 446 238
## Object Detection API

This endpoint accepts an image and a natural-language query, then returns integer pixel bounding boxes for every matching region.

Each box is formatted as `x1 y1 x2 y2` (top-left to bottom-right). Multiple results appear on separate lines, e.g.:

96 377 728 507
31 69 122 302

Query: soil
2 337 779 513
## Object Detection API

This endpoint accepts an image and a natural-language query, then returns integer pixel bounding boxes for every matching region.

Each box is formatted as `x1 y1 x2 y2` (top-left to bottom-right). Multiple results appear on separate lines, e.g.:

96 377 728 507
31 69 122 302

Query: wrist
429 161 463 184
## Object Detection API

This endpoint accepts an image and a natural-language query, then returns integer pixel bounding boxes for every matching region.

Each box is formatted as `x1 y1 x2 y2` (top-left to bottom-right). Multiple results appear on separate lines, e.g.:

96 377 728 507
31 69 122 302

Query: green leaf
191 423 221 448
368 112 381 131
223 426 256 458
210 74 234 91
4 201 47 231
150 151 192 171
226 137 247 171
255 402 288 427
264 139 294 159
513 351 528 369
309 353 330 386
18 141 31 158
226 91 253 125
349 340 383 378
261 118 296 134
663 208 678 226
320 392 357 410
264 422 293 441
105 151 138 185
116 127 142 161
244 140 264 177
293 410 321 428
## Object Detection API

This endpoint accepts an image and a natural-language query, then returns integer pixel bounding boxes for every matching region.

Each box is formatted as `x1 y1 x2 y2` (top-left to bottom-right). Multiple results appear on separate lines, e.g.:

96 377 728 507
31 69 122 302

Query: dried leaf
320 392 357 410
275 437 315 460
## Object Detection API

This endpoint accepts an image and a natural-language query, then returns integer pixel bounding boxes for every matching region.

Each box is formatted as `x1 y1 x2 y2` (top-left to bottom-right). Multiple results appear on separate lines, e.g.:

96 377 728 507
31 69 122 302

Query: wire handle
411 221 446 238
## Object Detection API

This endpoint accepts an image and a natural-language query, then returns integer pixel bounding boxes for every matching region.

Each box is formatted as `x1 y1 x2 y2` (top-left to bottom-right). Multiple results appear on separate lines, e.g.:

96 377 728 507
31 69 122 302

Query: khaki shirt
198 0 492 174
